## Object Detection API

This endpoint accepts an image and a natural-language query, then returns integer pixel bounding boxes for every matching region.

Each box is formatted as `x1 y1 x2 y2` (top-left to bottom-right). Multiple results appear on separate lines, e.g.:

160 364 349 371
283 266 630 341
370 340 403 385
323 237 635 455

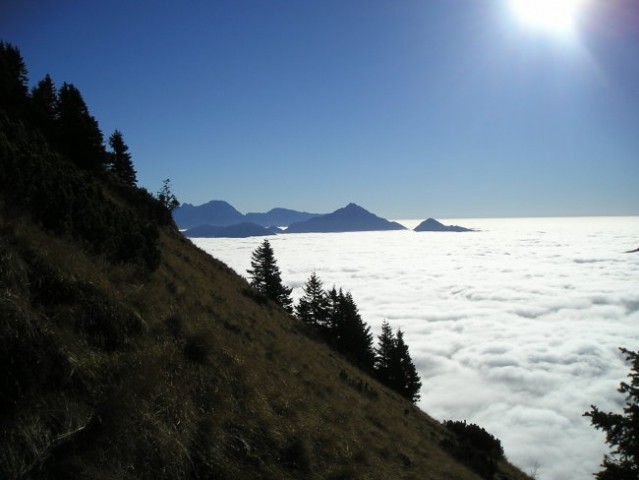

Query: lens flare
510 0 588 35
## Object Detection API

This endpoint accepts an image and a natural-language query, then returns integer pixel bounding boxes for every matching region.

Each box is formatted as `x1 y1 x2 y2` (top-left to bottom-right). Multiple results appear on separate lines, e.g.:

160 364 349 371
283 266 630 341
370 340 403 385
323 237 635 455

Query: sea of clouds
192 216 639 480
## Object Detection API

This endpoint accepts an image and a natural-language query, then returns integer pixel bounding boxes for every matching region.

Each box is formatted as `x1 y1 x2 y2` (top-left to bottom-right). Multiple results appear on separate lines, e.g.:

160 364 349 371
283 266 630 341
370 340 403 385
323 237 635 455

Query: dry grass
0 213 533 480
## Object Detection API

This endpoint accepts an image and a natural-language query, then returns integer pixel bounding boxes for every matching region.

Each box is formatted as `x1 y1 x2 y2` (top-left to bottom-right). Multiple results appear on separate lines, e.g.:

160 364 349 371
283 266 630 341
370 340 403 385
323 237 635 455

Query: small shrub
165 314 185 338
441 420 504 480
280 436 312 473
338 370 379 400
184 332 213 365
241 286 270 307
398 452 413 469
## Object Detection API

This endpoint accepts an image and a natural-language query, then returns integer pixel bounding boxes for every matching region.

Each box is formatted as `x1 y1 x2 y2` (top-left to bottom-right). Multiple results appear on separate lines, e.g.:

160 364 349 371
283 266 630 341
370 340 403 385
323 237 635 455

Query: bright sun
510 0 588 35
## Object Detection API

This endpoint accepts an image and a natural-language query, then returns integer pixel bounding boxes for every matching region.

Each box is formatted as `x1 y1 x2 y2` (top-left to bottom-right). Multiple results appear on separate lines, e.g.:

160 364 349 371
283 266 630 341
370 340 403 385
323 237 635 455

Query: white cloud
192 216 639 480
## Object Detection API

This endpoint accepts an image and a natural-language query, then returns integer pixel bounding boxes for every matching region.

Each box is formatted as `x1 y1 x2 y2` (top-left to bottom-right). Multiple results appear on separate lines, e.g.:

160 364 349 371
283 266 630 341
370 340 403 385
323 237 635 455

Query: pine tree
374 321 422 403
584 348 639 480
30 74 58 142
323 288 375 372
326 287 341 332
108 129 137 186
57 82 106 170
296 272 330 330
335 291 375 371
0 41 29 118
247 239 293 313
394 329 422 402
375 320 398 388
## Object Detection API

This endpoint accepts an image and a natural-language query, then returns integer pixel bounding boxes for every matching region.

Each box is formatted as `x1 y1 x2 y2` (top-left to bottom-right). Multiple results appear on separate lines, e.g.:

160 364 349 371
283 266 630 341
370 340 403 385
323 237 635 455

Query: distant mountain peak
173 200 244 229
286 203 406 233
336 203 363 212
338 203 368 214
414 218 474 232
184 222 275 238
173 201 320 230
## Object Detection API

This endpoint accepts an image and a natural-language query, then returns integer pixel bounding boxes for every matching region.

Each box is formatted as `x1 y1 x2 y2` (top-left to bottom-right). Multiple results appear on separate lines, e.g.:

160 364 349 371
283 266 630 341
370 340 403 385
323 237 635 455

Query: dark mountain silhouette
173 200 244 229
174 202 320 229
185 222 275 238
286 203 407 233
414 218 474 232
245 207 320 227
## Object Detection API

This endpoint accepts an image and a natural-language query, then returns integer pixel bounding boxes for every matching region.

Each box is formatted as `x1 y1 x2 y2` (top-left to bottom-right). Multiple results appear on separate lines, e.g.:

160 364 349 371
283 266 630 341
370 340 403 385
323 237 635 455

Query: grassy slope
0 206 531 480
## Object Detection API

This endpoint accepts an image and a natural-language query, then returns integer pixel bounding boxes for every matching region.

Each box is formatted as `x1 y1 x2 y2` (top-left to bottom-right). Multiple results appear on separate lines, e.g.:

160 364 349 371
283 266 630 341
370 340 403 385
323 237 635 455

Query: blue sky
2 0 638 218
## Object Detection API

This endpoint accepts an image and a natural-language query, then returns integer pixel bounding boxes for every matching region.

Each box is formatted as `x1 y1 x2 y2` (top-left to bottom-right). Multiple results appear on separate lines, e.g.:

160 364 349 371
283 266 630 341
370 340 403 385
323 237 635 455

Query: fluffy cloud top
193 216 639 480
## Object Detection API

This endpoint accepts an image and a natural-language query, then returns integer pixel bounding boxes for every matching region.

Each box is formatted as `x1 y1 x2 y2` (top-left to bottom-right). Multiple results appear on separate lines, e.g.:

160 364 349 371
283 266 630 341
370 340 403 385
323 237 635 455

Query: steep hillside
0 201 531 480
0 42 531 480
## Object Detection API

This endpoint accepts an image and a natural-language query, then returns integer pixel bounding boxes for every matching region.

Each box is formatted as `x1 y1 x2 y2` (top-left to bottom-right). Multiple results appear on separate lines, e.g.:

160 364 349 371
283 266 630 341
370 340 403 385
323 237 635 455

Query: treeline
0 41 173 271
1 42 136 182
247 239 422 403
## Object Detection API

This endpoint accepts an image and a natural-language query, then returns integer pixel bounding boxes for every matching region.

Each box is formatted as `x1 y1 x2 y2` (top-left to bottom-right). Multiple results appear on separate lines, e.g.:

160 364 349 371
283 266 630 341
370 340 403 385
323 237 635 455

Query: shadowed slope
0 205 531 480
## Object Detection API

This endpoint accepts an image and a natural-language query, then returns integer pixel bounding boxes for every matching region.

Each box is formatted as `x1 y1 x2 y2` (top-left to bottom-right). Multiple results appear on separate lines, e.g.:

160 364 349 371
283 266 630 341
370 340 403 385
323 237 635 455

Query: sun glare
510 0 587 36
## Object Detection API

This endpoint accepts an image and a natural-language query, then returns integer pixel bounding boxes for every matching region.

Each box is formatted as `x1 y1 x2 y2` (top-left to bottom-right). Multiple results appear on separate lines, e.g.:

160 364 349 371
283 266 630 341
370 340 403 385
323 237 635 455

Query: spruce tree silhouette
375 321 422 403
296 272 330 330
375 321 398 388
247 240 293 313
584 347 639 479
0 41 29 117
30 74 58 142
108 130 137 186
394 329 422 402
329 290 375 372
57 82 105 170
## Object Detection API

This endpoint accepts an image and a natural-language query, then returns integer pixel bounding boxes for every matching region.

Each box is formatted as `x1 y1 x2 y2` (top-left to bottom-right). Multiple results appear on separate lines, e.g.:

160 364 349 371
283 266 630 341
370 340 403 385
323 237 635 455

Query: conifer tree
108 129 137 186
57 82 106 170
584 347 639 480
375 320 397 387
0 41 29 117
247 239 293 313
326 286 341 331
30 74 58 142
335 291 375 371
375 321 422 403
296 272 330 330
394 329 422 402
323 288 375 372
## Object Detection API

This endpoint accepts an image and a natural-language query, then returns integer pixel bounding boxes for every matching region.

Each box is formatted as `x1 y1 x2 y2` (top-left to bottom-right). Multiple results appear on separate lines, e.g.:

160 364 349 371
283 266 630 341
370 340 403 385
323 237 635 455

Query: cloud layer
193 216 639 480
